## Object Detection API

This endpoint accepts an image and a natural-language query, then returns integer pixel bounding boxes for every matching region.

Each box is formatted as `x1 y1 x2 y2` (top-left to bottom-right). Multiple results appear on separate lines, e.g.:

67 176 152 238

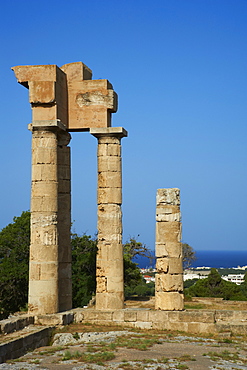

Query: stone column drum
90 127 127 310
29 122 72 314
155 188 184 310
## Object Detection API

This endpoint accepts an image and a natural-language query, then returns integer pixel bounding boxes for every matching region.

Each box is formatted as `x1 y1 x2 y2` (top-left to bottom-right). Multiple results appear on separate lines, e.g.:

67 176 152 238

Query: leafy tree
0 211 30 319
134 281 151 297
123 237 155 298
135 281 155 297
185 268 246 301
184 278 198 289
72 236 150 305
123 237 154 264
0 212 155 315
71 234 97 307
182 243 196 269
123 238 145 296
124 254 143 294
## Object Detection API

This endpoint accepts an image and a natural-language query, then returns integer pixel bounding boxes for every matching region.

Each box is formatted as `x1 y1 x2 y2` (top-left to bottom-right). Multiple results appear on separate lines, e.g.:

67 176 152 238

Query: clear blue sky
1 0 246 251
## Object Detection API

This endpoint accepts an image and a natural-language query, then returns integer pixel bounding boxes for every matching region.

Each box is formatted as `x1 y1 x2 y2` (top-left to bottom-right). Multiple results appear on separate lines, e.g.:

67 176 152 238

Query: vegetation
71 233 97 307
185 268 247 301
182 243 196 269
0 212 152 317
203 350 240 362
123 237 155 297
0 211 30 319
6 210 246 317
116 334 161 350
218 267 247 276
184 278 198 289
62 349 115 363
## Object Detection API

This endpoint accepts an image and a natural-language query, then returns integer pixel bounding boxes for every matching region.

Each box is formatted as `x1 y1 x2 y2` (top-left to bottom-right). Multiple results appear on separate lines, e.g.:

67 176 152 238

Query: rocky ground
1 323 247 370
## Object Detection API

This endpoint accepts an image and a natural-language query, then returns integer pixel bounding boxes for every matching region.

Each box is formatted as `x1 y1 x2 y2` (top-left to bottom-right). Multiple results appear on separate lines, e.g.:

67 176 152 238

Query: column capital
28 119 67 132
90 127 128 139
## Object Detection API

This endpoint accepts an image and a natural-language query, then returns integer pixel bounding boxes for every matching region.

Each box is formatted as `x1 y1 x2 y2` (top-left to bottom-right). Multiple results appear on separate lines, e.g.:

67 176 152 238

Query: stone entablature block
12 62 117 131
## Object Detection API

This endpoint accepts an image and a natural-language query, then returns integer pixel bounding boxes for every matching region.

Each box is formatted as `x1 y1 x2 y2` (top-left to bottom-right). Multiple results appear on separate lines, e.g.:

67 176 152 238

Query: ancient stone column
90 127 127 310
155 188 184 310
57 129 72 312
29 121 72 314
12 62 119 314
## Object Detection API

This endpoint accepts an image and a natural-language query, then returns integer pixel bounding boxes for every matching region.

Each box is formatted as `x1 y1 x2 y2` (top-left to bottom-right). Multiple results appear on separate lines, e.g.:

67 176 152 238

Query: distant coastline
191 250 247 269
134 250 247 269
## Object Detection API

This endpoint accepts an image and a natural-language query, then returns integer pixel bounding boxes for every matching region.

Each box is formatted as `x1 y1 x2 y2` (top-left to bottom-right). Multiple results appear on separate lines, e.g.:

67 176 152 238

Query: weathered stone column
29 121 72 314
12 62 119 314
90 127 127 310
57 129 72 312
155 188 184 310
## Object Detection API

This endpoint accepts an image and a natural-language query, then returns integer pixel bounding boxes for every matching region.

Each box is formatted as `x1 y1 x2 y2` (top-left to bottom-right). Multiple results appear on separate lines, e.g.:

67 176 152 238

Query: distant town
140 266 247 285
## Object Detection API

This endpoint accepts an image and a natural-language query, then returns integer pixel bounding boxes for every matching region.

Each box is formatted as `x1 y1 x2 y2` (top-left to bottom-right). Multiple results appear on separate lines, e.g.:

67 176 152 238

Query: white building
222 274 245 285
143 275 155 283
183 269 210 281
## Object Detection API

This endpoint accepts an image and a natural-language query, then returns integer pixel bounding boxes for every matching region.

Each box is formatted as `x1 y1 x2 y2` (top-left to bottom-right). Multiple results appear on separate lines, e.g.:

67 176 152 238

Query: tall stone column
57 129 72 312
29 121 72 314
12 62 119 314
155 188 184 310
90 127 127 310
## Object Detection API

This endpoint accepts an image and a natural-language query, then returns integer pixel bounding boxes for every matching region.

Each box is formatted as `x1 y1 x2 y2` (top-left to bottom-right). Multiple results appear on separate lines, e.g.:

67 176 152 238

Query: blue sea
191 250 247 269
134 250 247 269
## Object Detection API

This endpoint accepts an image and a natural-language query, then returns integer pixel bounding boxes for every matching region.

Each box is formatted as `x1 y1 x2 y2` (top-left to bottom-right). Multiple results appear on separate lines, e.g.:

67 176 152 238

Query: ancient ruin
91 127 127 310
12 62 184 315
3 62 247 366
12 62 126 314
155 188 184 310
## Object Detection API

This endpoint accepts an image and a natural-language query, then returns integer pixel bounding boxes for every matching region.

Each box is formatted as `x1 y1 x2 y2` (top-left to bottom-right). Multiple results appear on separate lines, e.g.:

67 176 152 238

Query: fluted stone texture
29 124 72 314
91 127 127 310
155 188 184 311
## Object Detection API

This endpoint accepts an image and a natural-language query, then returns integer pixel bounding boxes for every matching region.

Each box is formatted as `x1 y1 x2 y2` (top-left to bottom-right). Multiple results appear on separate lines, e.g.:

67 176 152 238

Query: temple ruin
12 62 183 315
12 62 127 314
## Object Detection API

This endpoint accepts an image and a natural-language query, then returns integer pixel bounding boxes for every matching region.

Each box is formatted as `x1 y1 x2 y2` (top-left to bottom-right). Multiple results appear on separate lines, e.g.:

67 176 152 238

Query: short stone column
90 127 127 310
29 121 72 314
155 188 184 310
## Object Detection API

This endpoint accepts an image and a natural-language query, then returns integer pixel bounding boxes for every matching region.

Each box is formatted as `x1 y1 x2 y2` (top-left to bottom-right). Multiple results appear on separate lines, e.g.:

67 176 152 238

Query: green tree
71 234 97 307
123 237 154 263
185 268 246 301
0 212 155 314
184 278 198 289
123 237 154 297
0 211 30 319
182 243 196 269
123 254 142 296
134 281 155 297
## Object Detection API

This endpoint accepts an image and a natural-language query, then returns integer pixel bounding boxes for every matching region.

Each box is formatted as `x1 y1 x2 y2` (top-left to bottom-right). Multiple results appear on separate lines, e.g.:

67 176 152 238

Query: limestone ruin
12 62 184 315
155 188 184 310
12 62 127 314
91 127 127 310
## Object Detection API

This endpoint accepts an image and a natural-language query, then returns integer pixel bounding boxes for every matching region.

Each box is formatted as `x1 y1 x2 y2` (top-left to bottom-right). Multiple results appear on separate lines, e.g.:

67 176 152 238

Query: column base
96 292 124 310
